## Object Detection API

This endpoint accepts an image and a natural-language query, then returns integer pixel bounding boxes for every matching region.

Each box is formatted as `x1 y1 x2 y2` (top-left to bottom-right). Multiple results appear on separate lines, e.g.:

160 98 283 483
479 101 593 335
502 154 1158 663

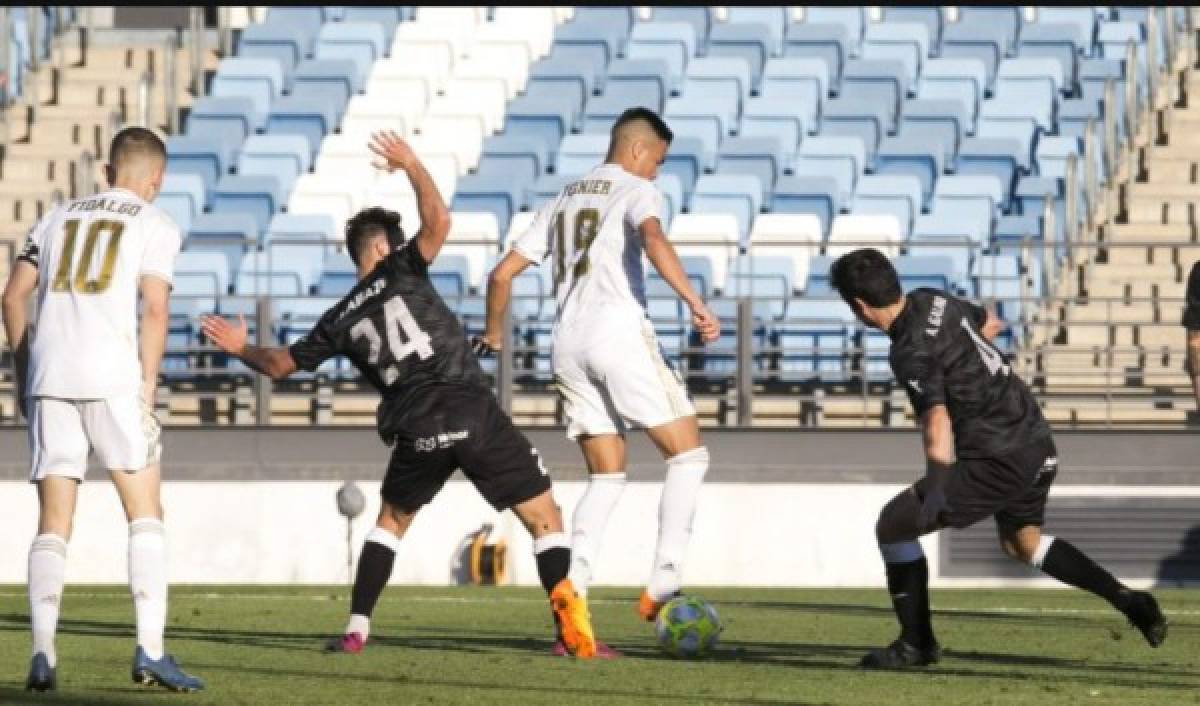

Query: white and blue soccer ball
654 595 723 659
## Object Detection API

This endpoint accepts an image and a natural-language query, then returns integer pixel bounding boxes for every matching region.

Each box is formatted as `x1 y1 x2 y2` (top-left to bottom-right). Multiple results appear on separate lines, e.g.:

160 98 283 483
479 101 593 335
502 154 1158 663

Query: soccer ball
654 596 723 658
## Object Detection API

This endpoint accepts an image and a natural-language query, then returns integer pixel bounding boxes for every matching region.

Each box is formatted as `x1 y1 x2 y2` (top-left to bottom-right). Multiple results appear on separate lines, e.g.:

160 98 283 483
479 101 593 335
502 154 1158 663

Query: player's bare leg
512 490 609 659
861 486 941 669
638 415 709 622
26 476 78 691
110 464 203 691
328 501 416 654
568 434 628 599
996 524 1167 647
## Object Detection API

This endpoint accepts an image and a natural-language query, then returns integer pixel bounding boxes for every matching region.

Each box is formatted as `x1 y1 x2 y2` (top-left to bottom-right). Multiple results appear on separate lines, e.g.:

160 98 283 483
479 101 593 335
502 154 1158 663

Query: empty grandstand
0 6 1196 430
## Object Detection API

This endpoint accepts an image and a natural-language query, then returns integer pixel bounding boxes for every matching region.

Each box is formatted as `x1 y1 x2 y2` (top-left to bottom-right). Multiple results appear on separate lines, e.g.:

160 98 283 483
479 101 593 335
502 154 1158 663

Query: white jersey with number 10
17 187 182 400
512 164 664 334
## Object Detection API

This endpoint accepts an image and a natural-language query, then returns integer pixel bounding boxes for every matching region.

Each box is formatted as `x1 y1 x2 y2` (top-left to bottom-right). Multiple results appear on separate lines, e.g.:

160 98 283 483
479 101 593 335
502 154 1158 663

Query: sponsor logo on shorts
414 430 469 452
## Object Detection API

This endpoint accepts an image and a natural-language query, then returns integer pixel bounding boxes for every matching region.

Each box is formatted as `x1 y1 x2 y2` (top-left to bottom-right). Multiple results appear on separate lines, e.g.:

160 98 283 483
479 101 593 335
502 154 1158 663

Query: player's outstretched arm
369 130 451 264
641 217 719 343
138 276 171 406
917 405 956 532
199 314 297 381
480 251 535 352
981 307 1006 343
1 261 37 413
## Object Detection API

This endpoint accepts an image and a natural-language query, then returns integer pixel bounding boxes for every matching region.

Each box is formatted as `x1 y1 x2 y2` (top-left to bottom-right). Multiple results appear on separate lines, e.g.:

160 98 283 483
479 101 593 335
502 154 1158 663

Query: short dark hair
109 126 166 169
345 207 405 267
611 107 674 144
830 248 903 308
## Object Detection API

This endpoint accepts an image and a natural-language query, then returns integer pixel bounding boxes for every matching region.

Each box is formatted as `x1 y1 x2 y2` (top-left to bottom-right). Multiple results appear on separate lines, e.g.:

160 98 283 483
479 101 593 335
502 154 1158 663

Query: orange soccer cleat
637 589 672 623
550 579 597 659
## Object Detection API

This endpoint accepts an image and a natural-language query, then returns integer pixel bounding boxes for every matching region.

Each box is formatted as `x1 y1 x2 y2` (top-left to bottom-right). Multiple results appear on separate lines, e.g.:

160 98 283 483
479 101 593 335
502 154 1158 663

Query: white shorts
27 395 163 482
553 316 695 440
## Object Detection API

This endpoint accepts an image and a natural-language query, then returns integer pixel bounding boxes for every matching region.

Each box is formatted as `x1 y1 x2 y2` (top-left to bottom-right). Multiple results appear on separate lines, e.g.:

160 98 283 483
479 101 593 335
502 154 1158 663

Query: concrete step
1105 223 1195 242
1126 198 1192 224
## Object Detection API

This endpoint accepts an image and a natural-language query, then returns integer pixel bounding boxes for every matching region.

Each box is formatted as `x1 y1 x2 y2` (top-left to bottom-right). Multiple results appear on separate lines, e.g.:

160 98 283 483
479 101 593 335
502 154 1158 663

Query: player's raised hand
690 302 720 344
199 314 249 355
369 130 417 173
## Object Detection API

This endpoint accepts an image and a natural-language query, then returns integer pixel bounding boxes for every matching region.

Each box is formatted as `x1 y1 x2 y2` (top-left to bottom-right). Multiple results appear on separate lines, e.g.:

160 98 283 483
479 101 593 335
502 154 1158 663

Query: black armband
925 459 955 487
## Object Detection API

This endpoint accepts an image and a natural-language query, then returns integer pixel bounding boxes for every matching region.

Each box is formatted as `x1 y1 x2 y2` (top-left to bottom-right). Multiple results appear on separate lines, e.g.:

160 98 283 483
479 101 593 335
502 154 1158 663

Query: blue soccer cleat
25 652 56 691
131 646 204 692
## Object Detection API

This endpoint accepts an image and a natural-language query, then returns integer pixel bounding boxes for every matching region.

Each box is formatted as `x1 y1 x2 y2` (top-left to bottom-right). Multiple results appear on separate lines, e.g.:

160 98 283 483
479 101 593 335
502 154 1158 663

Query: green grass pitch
1 586 1197 705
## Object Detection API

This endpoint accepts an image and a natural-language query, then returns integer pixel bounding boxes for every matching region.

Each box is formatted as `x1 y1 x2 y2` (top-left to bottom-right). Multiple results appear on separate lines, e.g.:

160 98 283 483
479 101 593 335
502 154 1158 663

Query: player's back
22 188 181 400
513 163 664 335
888 288 1051 458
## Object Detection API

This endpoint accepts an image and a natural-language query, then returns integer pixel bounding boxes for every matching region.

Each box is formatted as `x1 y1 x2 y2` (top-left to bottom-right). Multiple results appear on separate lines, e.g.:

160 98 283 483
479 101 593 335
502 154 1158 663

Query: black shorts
916 436 1058 531
380 386 552 514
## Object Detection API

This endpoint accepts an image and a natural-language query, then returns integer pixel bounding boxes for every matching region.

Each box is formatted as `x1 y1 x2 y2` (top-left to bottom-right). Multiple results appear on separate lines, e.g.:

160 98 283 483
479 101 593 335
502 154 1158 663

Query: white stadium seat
826 213 903 258
668 213 741 290
748 213 823 286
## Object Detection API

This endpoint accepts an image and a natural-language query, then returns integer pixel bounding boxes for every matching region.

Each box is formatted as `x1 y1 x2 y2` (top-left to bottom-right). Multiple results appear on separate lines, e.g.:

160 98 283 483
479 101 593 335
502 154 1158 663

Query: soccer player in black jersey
200 132 606 659
830 248 1167 669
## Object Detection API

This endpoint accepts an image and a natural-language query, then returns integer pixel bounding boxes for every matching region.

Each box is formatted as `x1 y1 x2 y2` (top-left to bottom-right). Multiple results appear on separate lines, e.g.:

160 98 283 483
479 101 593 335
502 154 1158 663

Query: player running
478 108 720 626
829 248 1168 668
2 127 203 692
200 131 607 659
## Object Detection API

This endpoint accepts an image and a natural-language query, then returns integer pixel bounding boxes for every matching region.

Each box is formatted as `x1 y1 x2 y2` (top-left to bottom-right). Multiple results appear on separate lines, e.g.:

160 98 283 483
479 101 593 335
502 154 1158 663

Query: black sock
350 541 397 617
535 547 571 594
885 557 935 649
1038 538 1129 608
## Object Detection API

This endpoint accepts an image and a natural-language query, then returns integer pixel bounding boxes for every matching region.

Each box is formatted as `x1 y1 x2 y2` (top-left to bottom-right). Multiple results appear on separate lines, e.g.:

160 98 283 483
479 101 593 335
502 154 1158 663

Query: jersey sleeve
139 217 183 285
390 240 429 277
1184 261 1200 330
625 180 664 231
511 201 555 263
288 307 341 372
964 299 988 329
15 210 58 269
892 342 947 416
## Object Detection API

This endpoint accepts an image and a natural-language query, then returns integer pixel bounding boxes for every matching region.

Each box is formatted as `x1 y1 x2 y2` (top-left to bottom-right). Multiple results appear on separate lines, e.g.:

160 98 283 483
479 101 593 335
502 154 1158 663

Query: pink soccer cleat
324 632 365 654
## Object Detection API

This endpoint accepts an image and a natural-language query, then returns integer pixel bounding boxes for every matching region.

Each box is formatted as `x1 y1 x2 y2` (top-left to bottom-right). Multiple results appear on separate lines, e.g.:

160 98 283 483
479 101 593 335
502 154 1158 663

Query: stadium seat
935 174 1006 217
211 175 284 236
583 92 651 134
939 23 1006 91
668 213 740 290
441 212 501 288
451 173 525 233
238 23 307 91
894 255 956 293
975 106 1037 173
527 174 576 209
377 42 451 95
266 213 337 247
288 173 364 235
651 7 714 46
956 6 1020 56
627 22 697 93
1018 24 1083 89
747 213 822 286
771 176 842 237
1034 7 1097 53
839 60 907 133
899 100 966 165
175 251 232 298
821 98 888 168
480 135 547 184
155 173 206 232
1036 136 1083 180
527 58 595 116
340 7 404 43
759 58 828 133
166 136 230 200
661 137 704 205
783 24 847 92
875 137 945 210
264 7 324 55
691 174 763 242
956 138 1022 204
505 94 576 162
917 58 987 133
861 22 930 88
656 173 684 227
684 57 752 132
572 6 634 44
882 6 943 47
665 95 726 170
293 58 359 113
725 254 794 319
186 97 254 156
186 213 258 276
315 22 385 88
555 134 608 177
237 135 311 195
551 22 619 93
777 296 857 381
852 174 923 240
741 97 805 158
926 196 993 247
827 213 902 258
318 252 358 295
907 227 973 286
707 23 773 89
717 136 783 201
236 251 311 297
606 58 670 113
266 96 339 161
794 136 867 206
727 7 788 56
211 58 285 131
804 7 866 56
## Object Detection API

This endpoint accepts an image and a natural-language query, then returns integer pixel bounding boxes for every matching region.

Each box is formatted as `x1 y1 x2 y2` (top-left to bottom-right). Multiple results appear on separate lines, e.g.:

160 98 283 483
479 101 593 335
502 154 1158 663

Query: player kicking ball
479 108 720 630
2 128 203 691
200 131 608 659
829 249 1168 668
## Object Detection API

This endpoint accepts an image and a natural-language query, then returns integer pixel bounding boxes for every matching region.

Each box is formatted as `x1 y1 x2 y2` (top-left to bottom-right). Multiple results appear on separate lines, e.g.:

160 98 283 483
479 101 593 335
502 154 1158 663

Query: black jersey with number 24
887 288 1051 459
288 242 488 440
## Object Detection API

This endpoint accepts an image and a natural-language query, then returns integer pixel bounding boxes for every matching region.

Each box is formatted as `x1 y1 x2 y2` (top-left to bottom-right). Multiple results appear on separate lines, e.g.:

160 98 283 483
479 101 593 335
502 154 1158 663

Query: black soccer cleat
25 652 56 691
859 638 941 669
1120 590 1168 647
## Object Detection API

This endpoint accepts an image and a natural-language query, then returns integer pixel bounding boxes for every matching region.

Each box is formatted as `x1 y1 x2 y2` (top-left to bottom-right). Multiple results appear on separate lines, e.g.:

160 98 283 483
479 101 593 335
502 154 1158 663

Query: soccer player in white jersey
1 127 203 692
479 108 720 631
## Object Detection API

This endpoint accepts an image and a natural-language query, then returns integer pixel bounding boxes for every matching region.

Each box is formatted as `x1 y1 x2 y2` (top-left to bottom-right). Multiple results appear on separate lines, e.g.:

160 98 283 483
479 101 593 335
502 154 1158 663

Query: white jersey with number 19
512 163 663 334
17 187 182 400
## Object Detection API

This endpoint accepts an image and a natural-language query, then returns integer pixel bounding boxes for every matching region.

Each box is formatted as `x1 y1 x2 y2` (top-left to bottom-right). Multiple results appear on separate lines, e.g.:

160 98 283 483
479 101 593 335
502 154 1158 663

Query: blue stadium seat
840 60 907 133
315 22 386 88
237 135 311 195
1034 7 1097 55
211 175 284 236
340 7 404 43
771 176 842 238
1036 136 1083 180
264 7 324 56
717 136 784 201
293 58 359 109
583 92 653 134
236 251 311 297
993 213 1042 247
527 174 576 209
1079 58 1124 106
266 213 337 246
691 174 763 241
899 100 966 166
741 97 805 158
936 174 1007 217
187 213 258 276
166 136 232 200
628 22 697 93
238 23 306 91
760 58 828 133
956 6 1020 56
1018 24 1082 89
606 58 670 113
895 255 956 292
821 98 888 168
804 7 866 56
707 23 772 89
726 7 788 56
481 135 547 183
907 228 973 287
794 136 866 206
662 137 704 205
186 97 254 157
724 254 794 319
875 137 944 209
175 251 231 297
527 58 595 116
318 252 358 296
656 173 684 227
211 58 285 131
556 134 609 176
862 22 930 89
927 197 993 247
940 23 1006 91
882 7 944 48
917 58 987 133
651 7 714 46
451 173 525 233
783 24 847 91
975 110 1037 173
777 296 856 381
506 94 576 162
853 174 923 240
1098 22 1147 83
956 138 1021 207
266 97 339 161
573 6 634 45
155 173 206 232
683 57 750 134
1015 175 1066 245
552 22 620 92
665 95 726 170
429 254 470 302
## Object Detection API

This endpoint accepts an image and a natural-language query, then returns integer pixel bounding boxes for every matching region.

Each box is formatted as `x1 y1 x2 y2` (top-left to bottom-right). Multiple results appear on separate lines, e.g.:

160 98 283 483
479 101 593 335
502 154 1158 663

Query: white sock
646 447 709 601
566 472 627 597
129 518 167 660
29 534 67 667
345 614 371 640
